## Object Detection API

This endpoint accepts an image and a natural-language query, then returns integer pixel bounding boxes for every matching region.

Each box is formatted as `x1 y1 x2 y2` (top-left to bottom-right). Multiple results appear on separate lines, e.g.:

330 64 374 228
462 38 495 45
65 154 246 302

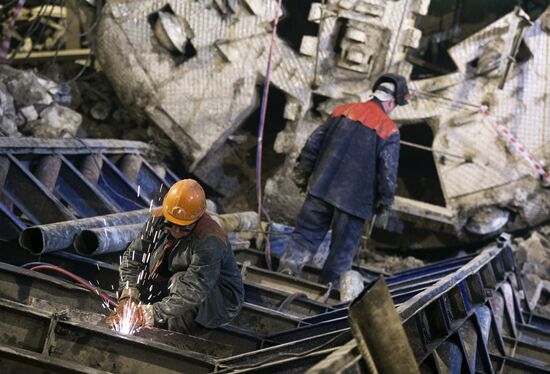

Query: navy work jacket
297 100 400 220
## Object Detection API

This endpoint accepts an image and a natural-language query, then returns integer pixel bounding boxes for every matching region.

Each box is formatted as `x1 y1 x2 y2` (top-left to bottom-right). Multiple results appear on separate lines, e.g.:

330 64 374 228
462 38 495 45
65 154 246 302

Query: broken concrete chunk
90 101 112 121
300 36 318 57
19 105 39 122
5 69 53 107
0 117 21 137
465 206 510 235
21 104 82 138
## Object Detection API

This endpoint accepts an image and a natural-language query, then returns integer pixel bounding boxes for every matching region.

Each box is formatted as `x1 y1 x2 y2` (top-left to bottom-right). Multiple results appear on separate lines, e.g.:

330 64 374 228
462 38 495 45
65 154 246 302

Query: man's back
308 101 400 220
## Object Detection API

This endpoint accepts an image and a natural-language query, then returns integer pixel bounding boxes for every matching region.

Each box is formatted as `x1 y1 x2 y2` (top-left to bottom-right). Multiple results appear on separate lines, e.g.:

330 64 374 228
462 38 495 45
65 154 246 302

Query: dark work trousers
140 278 203 335
279 194 365 287
166 308 202 334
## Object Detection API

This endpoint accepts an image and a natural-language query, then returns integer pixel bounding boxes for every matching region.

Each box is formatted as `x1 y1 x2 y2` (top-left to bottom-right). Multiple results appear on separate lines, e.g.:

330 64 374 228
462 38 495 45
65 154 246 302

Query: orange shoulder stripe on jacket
332 101 397 140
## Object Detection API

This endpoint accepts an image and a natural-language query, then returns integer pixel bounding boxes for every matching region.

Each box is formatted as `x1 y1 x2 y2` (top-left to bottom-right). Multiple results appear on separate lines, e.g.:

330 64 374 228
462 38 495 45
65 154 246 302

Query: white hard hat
373 82 396 102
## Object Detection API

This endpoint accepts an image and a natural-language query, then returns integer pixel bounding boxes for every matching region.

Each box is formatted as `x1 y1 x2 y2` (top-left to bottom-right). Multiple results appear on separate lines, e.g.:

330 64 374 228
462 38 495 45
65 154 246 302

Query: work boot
277 260 301 277
278 267 297 277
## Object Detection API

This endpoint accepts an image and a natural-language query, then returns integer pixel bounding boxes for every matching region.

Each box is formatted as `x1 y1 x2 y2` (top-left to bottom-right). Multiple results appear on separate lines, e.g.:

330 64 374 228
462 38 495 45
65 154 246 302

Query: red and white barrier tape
480 105 550 184
0 0 27 62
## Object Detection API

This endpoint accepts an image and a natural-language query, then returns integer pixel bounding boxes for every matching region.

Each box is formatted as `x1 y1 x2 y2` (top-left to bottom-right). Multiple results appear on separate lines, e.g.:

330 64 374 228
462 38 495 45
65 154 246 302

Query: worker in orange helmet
107 179 244 334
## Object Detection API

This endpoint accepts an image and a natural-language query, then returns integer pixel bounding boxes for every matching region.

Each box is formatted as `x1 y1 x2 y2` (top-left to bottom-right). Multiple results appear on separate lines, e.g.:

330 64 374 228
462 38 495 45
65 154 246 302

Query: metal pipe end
74 231 99 256
19 227 46 255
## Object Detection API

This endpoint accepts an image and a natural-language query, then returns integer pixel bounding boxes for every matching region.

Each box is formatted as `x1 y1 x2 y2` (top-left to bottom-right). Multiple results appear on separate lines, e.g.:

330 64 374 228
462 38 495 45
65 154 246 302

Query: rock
19 106 39 122
514 229 550 313
358 249 425 273
514 231 550 277
0 117 21 137
2 67 53 107
21 104 82 138
0 82 16 117
0 83 21 136
90 101 112 121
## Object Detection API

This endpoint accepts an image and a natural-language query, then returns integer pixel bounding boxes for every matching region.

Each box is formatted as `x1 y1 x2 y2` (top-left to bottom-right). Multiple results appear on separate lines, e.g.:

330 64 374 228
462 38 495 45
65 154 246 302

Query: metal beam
12 49 92 63
0 298 215 373
0 344 108 374
0 138 150 155
1 154 75 225
239 263 340 305
234 248 383 284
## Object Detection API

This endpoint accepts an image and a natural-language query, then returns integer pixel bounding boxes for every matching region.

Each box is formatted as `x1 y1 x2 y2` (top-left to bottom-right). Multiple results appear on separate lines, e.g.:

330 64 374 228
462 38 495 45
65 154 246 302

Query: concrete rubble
1 2 550 372
0 65 81 138
514 225 550 317
94 0 549 250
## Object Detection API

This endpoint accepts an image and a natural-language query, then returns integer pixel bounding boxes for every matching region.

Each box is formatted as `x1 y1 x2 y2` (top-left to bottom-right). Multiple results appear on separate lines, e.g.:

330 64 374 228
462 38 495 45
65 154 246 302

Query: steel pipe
19 208 150 255
34 155 62 192
72 211 260 257
74 224 142 256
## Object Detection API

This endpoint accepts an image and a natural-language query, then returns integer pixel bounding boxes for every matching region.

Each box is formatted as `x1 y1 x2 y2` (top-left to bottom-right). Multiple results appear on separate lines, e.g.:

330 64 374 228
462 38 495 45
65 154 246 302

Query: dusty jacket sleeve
376 131 400 206
151 236 224 323
296 119 331 176
119 215 164 292
119 235 141 291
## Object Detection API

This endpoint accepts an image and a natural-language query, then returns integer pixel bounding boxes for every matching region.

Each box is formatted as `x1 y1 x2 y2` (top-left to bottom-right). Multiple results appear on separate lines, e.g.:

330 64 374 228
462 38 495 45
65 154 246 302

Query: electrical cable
256 0 283 271
65 0 104 83
29 264 118 307
8 0 56 62
21 261 52 268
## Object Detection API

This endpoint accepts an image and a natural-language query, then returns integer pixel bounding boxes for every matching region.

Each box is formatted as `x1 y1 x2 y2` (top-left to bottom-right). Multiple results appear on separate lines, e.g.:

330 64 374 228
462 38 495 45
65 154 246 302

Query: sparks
112 301 140 336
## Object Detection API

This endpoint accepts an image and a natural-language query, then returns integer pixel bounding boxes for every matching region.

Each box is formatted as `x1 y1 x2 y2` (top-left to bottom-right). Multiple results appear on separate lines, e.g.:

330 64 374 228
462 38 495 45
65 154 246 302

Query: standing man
277 73 410 287
108 179 244 334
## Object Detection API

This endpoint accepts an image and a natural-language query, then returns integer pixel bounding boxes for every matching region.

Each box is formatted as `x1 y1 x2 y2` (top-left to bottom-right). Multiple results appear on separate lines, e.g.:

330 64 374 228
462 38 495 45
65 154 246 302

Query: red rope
30 265 118 307
256 0 283 270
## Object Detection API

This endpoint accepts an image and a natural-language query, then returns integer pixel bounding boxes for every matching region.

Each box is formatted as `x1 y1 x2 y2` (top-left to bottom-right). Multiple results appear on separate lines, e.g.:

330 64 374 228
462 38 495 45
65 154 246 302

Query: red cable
30 265 118 307
256 0 283 270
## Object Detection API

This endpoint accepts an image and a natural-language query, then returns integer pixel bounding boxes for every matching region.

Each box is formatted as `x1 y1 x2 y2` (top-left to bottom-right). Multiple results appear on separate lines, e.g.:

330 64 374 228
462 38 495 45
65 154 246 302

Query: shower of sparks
113 301 141 336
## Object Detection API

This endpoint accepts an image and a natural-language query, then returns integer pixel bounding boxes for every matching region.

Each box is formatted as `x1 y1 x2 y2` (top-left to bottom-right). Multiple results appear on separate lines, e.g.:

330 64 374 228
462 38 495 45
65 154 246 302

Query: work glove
106 299 154 330
291 165 309 193
106 287 154 330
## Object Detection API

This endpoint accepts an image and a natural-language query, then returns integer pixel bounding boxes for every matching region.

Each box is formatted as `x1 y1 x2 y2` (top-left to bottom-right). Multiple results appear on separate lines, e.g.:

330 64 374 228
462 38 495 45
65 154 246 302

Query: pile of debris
0 64 81 138
514 224 550 317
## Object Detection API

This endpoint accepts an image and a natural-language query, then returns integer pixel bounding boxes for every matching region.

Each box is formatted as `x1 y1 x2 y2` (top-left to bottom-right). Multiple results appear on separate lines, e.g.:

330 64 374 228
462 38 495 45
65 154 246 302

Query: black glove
292 165 309 193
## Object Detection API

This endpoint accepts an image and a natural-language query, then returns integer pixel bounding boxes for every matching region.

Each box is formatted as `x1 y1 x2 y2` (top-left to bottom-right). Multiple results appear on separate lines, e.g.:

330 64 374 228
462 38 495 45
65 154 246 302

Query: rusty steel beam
239 262 341 305
34 155 62 193
0 298 215 373
234 248 383 284
0 138 150 155
0 344 107 374
349 278 419 374
243 281 332 318
231 302 306 336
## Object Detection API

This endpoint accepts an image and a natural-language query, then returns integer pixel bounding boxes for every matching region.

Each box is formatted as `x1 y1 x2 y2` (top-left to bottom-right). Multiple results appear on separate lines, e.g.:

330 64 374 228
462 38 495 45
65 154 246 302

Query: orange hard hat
162 179 206 226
